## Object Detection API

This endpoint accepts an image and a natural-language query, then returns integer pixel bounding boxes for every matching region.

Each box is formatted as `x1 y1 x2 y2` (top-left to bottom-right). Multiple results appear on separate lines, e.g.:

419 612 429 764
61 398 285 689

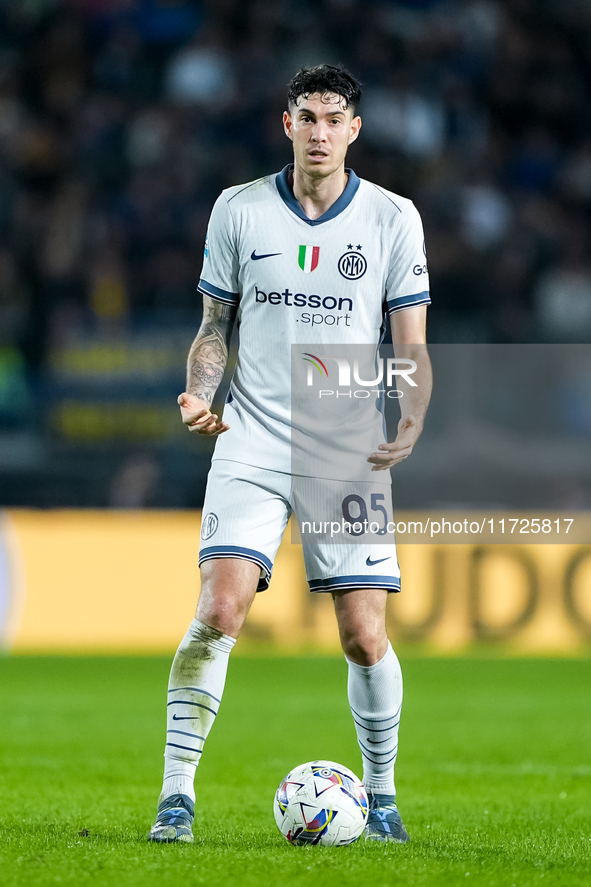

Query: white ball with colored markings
273 760 369 846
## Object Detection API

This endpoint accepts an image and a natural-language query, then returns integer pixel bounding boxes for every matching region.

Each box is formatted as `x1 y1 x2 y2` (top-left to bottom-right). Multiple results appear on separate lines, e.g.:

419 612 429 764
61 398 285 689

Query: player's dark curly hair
287 64 362 112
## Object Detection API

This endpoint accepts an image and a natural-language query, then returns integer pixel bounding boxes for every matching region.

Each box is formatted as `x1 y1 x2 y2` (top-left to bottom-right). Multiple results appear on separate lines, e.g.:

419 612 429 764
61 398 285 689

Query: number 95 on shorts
291 476 397 546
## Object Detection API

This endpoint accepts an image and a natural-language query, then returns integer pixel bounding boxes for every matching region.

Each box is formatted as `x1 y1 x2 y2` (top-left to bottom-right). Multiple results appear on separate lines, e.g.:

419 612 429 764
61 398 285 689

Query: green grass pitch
0 655 590 887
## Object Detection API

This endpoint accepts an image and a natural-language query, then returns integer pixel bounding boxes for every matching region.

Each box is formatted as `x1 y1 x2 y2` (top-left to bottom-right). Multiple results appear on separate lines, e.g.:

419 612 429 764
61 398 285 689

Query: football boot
365 791 410 843
147 794 194 843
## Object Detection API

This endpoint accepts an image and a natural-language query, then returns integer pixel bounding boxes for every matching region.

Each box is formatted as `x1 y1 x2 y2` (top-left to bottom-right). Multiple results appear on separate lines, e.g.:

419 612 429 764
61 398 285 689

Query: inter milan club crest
298 244 320 273
338 246 367 280
200 512 219 540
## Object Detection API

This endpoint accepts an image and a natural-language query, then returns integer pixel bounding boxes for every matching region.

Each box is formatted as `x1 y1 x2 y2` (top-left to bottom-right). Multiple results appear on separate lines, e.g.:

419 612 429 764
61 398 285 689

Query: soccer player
148 64 432 844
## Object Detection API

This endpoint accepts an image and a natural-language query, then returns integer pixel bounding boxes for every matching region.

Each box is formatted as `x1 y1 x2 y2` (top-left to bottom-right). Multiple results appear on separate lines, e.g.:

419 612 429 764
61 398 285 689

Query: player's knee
197 592 247 636
341 625 387 666
197 559 259 636
197 583 249 636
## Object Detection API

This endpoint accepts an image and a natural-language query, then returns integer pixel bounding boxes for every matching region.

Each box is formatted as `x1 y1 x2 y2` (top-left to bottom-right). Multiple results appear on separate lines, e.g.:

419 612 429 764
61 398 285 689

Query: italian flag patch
298 245 320 273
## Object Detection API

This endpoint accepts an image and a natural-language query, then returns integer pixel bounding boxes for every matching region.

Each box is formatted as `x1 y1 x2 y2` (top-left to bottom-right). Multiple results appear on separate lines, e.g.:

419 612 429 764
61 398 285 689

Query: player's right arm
180 192 240 435
178 295 237 436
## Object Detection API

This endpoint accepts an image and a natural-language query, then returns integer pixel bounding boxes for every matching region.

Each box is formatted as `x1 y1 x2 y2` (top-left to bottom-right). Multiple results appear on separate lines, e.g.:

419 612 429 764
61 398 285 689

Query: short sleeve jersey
198 165 430 476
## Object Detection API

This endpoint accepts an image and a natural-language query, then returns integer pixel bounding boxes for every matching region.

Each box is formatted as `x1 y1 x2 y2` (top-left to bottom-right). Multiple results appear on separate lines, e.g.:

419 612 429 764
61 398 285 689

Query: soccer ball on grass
273 760 368 846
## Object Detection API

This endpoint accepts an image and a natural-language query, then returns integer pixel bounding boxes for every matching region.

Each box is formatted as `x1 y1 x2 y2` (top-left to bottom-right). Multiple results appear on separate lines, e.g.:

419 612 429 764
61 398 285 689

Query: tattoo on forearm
186 297 237 405
190 361 224 389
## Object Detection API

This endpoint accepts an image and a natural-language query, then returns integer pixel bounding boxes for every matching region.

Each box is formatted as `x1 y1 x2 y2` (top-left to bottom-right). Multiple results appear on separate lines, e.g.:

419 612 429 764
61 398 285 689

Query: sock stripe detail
167 730 205 741
351 704 401 723
352 716 400 733
359 748 398 766
168 687 222 703
165 742 203 754
358 740 398 759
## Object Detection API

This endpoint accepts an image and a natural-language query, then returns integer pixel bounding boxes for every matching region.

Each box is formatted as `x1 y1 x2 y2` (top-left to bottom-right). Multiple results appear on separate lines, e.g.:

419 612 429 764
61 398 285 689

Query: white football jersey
197 166 430 475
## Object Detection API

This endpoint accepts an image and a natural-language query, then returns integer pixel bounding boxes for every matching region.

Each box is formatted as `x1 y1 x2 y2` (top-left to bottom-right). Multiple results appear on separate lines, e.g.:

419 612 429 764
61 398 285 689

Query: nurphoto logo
301 353 417 398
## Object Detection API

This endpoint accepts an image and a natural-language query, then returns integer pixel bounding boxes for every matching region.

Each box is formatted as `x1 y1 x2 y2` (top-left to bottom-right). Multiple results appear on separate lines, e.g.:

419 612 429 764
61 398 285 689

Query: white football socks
160 618 235 805
346 642 402 796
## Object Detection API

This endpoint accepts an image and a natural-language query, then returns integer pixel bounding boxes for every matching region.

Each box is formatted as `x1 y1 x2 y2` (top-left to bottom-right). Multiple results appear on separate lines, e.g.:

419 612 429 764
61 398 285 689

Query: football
273 760 369 846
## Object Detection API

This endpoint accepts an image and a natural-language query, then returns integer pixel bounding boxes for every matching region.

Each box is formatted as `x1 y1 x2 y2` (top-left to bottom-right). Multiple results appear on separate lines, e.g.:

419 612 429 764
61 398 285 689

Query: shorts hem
308 575 401 593
199 545 272 592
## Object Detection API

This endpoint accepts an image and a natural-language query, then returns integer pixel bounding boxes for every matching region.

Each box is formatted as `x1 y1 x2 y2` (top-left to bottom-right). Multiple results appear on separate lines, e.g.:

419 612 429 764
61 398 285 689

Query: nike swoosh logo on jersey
365 555 391 567
251 250 282 260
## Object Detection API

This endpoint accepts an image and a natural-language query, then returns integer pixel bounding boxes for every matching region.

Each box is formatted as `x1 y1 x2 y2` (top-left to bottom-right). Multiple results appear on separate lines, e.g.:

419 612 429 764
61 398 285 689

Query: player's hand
177 392 230 436
367 416 420 471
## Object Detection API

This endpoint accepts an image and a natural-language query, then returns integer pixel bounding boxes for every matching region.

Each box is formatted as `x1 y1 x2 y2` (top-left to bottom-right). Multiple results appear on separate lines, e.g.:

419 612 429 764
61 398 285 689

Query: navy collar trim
275 165 360 226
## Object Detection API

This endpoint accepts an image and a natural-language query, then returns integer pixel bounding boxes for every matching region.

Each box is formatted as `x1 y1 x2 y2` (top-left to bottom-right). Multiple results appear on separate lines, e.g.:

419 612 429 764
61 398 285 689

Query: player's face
283 93 361 178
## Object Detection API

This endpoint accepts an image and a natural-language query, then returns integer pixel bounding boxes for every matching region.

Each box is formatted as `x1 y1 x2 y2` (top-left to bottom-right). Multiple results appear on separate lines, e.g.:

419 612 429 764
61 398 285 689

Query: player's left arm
367 305 432 471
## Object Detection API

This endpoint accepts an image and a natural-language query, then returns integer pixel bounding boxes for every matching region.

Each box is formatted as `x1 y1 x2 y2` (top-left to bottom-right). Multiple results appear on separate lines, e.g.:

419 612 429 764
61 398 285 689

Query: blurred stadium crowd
1 0 591 506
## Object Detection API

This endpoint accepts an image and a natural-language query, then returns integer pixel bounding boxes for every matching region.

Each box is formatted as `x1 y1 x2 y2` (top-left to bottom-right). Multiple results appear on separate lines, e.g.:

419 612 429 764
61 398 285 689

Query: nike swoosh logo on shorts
365 555 392 567
251 250 282 260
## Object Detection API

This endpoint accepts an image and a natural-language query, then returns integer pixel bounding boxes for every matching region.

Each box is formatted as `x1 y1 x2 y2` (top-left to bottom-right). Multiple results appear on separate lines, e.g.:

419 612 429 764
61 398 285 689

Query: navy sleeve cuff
197 278 239 305
387 291 431 314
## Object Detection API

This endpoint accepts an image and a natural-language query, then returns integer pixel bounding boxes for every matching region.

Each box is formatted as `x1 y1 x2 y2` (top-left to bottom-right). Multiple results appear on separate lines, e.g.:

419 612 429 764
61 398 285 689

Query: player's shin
346 642 402 795
160 618 236 804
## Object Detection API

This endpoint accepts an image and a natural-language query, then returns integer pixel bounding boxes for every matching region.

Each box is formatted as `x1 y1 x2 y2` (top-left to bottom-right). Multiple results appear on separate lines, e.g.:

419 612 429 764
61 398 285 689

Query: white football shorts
198 459 401 593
